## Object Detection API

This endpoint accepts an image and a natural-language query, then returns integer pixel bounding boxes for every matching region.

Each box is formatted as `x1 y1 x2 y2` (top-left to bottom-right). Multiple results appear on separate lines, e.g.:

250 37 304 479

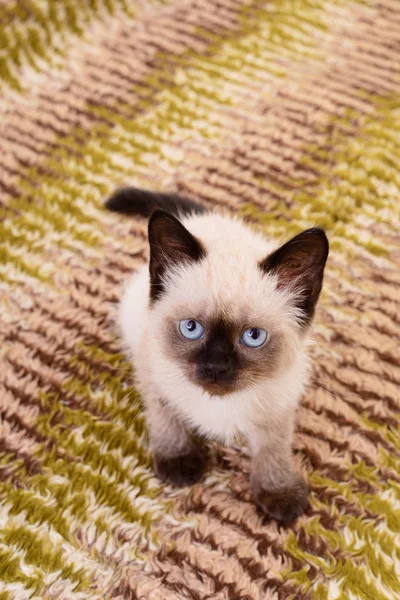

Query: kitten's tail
105 186 206 218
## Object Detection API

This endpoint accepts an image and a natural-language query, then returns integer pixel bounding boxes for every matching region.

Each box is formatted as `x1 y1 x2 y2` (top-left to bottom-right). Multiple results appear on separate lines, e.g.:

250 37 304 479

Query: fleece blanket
0 1 399 598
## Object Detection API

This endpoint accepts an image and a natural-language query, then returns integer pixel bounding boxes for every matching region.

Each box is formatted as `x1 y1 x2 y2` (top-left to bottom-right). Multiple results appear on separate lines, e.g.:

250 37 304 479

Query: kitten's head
148 210 328 397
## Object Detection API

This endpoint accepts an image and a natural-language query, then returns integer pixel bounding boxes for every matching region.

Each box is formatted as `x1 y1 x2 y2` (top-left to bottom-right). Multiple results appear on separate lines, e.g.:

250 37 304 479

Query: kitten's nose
203 362 229 382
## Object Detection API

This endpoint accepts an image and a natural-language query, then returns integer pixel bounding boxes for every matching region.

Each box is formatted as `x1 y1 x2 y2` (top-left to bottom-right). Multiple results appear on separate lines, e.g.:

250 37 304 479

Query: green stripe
0 0 136 92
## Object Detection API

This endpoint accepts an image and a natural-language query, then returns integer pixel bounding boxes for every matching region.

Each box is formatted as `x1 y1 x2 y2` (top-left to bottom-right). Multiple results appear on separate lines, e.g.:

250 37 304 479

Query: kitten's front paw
254 478 309 523
154 449 206 487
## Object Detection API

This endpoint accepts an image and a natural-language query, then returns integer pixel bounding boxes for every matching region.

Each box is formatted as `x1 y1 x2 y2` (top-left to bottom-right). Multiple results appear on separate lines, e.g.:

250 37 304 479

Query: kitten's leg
147 397 206 487
250 416 309 522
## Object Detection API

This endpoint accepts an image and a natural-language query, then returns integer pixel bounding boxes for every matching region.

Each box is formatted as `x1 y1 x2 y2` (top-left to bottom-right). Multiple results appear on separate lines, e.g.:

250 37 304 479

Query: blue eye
179 319 204 340
241 328 268 348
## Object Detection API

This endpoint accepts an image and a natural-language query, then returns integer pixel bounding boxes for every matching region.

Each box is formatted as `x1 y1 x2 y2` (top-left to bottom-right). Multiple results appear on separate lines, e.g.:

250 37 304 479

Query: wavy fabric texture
1 1 400 598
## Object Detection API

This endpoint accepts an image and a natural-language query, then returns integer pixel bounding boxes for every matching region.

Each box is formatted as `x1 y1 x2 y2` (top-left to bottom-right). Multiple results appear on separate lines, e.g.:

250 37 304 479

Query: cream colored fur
119 212 311 446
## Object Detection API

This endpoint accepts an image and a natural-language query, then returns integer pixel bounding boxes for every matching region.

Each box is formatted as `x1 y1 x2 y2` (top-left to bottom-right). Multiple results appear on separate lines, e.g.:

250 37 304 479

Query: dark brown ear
260 227 329 324
148 210 205 301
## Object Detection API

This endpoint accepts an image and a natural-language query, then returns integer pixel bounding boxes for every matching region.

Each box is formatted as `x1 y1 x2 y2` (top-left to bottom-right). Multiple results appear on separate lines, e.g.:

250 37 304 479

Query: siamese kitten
106 187 329 522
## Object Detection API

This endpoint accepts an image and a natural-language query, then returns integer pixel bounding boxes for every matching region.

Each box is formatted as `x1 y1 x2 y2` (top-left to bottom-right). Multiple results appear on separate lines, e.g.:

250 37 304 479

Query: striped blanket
0 1 399 598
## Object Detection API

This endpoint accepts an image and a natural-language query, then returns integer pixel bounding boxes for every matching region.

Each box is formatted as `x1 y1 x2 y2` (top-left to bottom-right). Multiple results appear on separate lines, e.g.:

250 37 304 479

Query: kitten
106 187 329 522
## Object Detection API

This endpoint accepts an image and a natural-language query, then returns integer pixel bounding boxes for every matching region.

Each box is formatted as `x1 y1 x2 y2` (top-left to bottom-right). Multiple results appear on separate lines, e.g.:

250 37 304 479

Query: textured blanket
1 1 400 599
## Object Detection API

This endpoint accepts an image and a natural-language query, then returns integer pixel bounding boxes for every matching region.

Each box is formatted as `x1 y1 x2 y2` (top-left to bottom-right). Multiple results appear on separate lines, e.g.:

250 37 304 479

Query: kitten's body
121 213 309 442
107 187 329 521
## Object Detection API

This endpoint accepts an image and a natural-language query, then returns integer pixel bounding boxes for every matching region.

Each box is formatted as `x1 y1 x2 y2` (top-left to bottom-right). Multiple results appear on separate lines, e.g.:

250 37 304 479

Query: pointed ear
260 227 329 324
148 210 205 301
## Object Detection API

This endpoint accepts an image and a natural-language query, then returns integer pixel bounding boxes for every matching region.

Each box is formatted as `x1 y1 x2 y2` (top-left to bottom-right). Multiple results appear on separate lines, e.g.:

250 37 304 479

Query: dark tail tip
104 187 154 216
104 186 206 218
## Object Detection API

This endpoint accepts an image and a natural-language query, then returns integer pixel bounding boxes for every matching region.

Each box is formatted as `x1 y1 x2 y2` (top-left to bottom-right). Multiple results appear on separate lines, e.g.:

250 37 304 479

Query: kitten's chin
196 380 238 397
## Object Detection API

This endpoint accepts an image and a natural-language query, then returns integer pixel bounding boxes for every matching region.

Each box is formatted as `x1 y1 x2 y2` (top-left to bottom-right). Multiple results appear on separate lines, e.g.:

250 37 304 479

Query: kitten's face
148 210 328 397
164 313 287 396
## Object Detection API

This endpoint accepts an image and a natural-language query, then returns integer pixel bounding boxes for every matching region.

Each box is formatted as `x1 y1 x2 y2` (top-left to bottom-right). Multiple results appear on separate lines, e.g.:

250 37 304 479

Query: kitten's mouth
197 378 237 397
